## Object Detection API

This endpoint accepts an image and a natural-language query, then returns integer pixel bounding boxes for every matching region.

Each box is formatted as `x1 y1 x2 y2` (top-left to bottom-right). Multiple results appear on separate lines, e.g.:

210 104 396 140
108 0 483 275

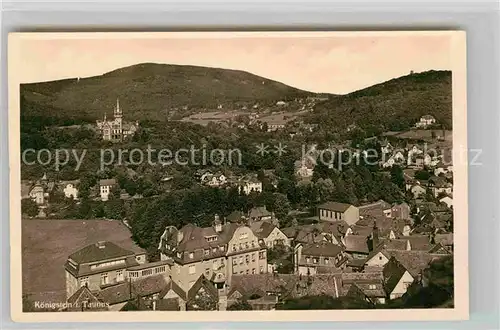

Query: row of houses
194 170 263 195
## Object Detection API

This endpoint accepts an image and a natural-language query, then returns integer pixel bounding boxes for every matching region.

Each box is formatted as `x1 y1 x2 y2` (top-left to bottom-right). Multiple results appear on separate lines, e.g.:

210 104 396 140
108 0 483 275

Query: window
188 265 196 275
189 252 194 259
129 271 139 278
212 247 217 253
240 271 243 274
260 266 264 273
252 253 256 262
324 258 329 265
232 245 236 252
379 256 383 261
252 268 256 274
246 269 249 274
233 268 237 274
142 269 153 277
101 273 109 285
259 251 266 260
240 233 248 240
177 252 182 258
306 257 311 263
368 284 376 290
239 256 243 264
213 260 218 270
313 258 318 264
206 236 218 242
79 277 89 287
204 249 210 256
116 270 124 282
220 246 225 252
245 255 250 263
233 258 237 265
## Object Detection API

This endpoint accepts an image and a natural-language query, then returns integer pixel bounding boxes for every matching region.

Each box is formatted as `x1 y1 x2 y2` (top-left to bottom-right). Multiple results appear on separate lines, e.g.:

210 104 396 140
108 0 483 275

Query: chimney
372 221 379 249
96 241 106 249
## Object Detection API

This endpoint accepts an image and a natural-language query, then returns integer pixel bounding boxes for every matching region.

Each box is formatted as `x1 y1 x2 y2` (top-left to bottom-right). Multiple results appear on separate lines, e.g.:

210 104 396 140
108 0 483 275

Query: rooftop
318 201 354 213
68 241 135 264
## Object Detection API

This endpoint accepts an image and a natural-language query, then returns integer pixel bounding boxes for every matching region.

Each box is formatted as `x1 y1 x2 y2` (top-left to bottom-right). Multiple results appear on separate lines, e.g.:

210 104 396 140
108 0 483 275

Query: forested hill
307 70 452 132
20 63 315 122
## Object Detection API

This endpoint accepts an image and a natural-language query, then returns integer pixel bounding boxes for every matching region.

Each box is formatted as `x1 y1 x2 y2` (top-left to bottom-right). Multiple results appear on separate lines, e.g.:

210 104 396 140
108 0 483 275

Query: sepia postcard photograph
8 31 467 322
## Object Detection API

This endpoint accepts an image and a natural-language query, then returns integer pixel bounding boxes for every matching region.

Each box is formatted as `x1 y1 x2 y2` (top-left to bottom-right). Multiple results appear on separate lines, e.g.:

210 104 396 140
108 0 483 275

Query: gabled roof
250 221 277 239
95 275 169 305
67 285 101 306
383 257 410 294
344 234 370 254
228 273 341 300
68 241 135 264
341 272 386 297
385 250 444 277
170 222 245 264
318 201 353 213
302 241 343 258
159 279 187 300
187 274 219 301
99 179 117 186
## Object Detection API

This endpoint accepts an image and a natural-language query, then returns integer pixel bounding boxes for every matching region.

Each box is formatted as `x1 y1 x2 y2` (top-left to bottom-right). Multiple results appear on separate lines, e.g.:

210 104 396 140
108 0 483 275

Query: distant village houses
414 115 436 128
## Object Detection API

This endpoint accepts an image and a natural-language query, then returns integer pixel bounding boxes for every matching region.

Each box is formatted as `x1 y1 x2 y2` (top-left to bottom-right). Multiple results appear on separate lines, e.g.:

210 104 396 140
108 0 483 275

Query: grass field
22 219 145 303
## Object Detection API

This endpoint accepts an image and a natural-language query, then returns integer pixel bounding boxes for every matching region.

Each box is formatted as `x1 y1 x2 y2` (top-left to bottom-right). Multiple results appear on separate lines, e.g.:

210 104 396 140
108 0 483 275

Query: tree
21 199 38 217
227 299 253 310
390 165 405 189
272 193 291 222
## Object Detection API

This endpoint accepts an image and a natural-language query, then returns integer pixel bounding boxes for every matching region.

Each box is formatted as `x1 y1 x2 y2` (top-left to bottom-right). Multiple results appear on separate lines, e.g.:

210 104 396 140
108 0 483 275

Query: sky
14 32 452 94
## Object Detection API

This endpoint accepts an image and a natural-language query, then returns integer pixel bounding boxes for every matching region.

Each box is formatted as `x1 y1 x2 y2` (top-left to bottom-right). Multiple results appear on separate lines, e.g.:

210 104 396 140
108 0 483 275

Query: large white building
96 99 139 142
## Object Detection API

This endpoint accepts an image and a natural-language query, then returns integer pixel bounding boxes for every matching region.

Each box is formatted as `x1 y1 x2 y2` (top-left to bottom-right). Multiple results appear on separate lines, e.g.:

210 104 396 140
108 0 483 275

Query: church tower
113 98 123 141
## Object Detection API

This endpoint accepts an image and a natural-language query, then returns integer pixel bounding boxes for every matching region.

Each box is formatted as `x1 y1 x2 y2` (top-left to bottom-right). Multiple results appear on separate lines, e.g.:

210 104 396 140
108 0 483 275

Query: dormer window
189 252 194 259
204 249 210 256
177 252 182 258
220 246 225 251
212 247 217 253
205 235 218 242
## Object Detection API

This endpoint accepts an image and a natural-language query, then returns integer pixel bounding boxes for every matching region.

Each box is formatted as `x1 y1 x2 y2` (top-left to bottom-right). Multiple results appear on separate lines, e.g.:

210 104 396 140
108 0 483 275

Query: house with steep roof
248 206 274 222
249 221 290 248
228 273 341 310
317 201 359 225
428 176 452 198
294 241 347 275
94 273 170 311
341 272 386 304
158 216 268 292
65 285 108 312
383 257 415 300
282 221 347 247
64 241 147 299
